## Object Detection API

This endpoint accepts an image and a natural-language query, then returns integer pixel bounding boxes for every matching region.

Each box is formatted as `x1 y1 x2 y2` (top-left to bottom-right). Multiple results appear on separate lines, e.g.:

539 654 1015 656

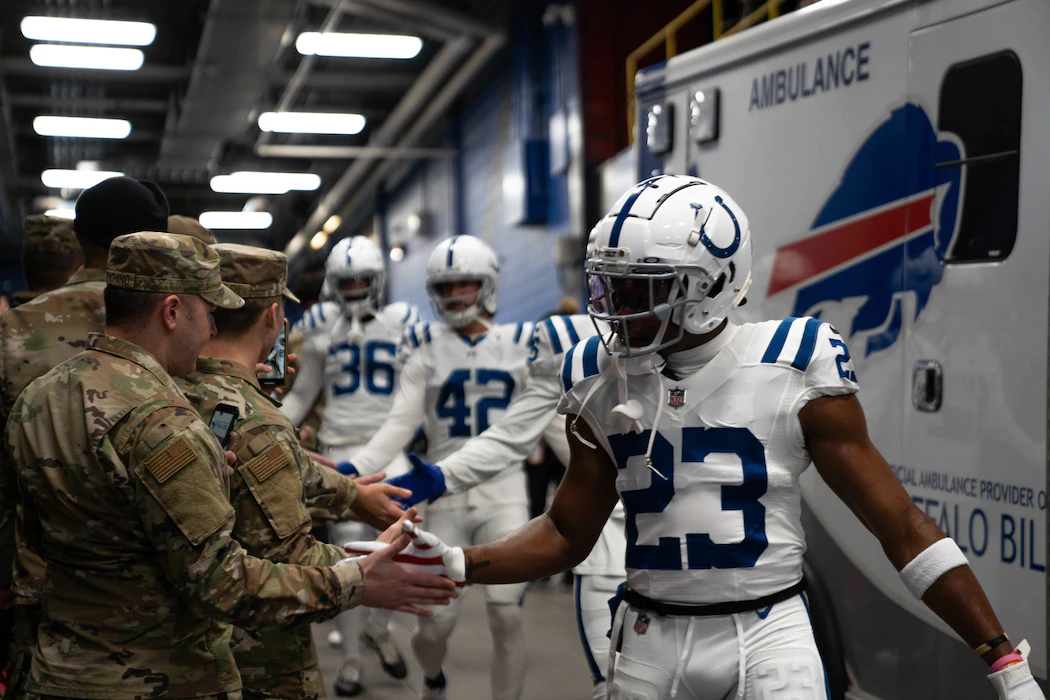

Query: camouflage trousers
22 694 243 700
5 604 39 700
240 663 325 700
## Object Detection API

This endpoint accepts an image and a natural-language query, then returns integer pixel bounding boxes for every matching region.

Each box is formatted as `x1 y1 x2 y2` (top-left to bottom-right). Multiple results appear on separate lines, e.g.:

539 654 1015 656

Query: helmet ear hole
707 273 726 299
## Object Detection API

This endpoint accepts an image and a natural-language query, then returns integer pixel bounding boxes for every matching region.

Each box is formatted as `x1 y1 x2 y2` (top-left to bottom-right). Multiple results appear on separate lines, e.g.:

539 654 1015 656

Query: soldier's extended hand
351 481 413 529
359 534 458 616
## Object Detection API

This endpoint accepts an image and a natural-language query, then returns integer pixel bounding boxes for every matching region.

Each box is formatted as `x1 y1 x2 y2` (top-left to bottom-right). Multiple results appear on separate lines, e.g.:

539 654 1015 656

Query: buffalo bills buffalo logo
767 104 963 357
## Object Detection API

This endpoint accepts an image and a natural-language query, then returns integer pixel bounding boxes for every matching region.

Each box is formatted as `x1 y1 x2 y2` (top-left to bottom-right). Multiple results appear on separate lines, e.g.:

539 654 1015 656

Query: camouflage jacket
177 357 358 685
5 334 364 699
0 268 106 595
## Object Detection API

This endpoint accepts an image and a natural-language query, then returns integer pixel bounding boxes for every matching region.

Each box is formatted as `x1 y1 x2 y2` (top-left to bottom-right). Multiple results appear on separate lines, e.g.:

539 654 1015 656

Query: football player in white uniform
449 175 1043 700
281 236 419 696
387 311 626 700
341 235 532 700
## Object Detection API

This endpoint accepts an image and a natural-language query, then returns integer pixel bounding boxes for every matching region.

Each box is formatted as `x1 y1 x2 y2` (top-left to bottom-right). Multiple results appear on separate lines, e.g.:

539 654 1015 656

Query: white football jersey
351 319 535 511
559 317 859 604
282 301 419 448
433 314 627 577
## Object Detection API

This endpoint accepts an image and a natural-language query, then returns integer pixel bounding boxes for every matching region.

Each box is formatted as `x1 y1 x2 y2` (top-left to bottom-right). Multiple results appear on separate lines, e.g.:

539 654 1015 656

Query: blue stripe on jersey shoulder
560 316 581 346
514 322 524 344
401 305 412 324
317 304 327 324
581 335 600 378
423 322 432 345
408 326 420 348
792 317 822 371
760 317 797 364
561 343 577 393
544 318 563 355
760 317 823 371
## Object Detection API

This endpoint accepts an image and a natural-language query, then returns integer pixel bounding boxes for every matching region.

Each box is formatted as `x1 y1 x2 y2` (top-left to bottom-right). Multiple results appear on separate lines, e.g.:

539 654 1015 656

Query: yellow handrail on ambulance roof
626 0 783 145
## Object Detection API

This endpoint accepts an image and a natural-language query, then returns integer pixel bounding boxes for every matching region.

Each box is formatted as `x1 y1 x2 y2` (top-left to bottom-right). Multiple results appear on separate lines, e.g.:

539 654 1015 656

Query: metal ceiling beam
334 35 505 224
296 34 475 236
0 58 190 82
256 144 456 158
355 0 496 38
272 69 416 91
7 94 170 113
306 0 461 42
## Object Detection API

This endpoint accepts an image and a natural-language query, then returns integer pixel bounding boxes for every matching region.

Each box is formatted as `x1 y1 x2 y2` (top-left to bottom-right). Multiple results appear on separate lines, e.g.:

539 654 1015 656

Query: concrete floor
313 582 595 700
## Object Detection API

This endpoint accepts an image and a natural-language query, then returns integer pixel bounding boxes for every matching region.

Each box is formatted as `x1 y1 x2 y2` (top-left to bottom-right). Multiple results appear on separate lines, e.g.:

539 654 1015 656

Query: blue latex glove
386 453 446 508
336 461 358 477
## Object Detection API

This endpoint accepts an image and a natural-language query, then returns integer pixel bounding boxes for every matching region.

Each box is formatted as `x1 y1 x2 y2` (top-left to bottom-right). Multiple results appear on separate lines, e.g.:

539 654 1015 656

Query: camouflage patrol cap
167 215 217 244
23 215 81 255
212 243 300 303
107 232 244 309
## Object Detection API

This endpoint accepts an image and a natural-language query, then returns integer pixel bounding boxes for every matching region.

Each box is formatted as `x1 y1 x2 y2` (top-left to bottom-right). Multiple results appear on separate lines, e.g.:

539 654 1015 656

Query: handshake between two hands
337 519 465 617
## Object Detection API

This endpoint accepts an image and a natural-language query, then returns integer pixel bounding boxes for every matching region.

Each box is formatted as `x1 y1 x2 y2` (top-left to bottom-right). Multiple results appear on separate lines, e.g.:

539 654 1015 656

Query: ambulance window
938 51 1022 263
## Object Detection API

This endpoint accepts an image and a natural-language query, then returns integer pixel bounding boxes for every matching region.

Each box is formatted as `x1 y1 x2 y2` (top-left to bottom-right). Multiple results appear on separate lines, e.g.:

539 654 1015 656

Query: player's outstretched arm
462 417 619 584
801 393 1018 669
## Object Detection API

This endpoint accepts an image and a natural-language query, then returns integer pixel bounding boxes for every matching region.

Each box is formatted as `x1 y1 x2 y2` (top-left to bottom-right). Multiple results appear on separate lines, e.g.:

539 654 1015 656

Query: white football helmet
426 236 499 327
587 174 752 356
324 236 386 317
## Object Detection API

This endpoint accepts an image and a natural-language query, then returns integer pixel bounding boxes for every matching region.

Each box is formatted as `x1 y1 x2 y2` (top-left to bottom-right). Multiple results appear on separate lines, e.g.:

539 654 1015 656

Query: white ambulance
614 0 1049 696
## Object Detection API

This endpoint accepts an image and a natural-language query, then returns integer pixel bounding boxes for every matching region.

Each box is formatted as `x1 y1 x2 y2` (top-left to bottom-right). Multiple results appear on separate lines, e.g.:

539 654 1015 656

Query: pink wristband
990 653 1024 674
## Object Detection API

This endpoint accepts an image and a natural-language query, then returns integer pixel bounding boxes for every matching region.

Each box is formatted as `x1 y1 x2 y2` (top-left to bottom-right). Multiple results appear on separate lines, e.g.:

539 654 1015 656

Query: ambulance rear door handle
912 360 942 412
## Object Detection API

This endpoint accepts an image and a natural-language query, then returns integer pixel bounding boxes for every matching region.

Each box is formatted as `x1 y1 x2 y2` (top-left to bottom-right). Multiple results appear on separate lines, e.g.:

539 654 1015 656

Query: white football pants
576 574 624 700
412 504 530 700
607 594 830 700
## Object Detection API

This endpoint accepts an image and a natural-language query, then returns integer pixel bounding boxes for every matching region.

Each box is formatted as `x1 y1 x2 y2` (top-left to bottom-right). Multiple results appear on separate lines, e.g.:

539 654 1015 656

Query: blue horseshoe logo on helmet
699 196 741 259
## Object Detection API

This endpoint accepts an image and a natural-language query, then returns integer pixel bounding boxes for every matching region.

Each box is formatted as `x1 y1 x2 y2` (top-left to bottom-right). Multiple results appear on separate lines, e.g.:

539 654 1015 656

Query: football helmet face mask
426 236 499 327
587 174 752 357
324 236 386 317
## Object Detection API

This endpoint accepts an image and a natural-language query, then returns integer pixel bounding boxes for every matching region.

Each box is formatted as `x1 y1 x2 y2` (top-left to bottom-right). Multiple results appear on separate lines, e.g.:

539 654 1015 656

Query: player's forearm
463 514 582 584
920 564 1013 665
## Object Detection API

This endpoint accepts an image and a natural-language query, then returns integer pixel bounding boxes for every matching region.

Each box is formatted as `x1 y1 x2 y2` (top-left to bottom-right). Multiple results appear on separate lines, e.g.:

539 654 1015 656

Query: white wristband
899 538 969 599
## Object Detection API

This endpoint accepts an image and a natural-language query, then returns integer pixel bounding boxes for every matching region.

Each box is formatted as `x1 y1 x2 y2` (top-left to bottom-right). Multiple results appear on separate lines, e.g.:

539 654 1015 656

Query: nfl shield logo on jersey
668 387 686 408
634 612 650 635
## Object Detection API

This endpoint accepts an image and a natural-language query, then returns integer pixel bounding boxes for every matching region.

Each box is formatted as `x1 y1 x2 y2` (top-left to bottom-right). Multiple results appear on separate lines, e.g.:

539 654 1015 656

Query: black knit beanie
73 177 169 248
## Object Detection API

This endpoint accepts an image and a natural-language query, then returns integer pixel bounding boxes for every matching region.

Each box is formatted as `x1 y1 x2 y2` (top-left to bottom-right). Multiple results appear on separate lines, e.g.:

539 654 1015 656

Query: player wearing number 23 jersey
460 175 1041 700
560 315 855 605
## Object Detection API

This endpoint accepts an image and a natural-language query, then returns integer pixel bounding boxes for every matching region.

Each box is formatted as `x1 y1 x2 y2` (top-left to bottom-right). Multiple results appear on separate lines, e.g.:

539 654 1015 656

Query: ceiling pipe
257 144 457 159
256 0 348 150
292 34 475 239
331 34 505 226
355 0 495 39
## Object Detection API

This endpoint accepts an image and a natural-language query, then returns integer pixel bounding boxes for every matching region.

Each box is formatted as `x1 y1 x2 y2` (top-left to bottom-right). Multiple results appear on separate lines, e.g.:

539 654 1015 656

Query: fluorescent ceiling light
34 116 131 139
296 32 422 60
258 111 365 135
21 16 156 46
41 169 123 189
323 215 341 233
44 208 76 220
30 44 144 71
199 211 273 230
210 171 321 195
310 231 328 250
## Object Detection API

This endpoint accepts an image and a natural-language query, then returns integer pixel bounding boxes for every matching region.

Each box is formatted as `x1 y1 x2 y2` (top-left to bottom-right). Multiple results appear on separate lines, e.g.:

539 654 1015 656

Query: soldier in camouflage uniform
177 244 411 699
8 215 84 309
4 232 457 700
0 179 170 696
